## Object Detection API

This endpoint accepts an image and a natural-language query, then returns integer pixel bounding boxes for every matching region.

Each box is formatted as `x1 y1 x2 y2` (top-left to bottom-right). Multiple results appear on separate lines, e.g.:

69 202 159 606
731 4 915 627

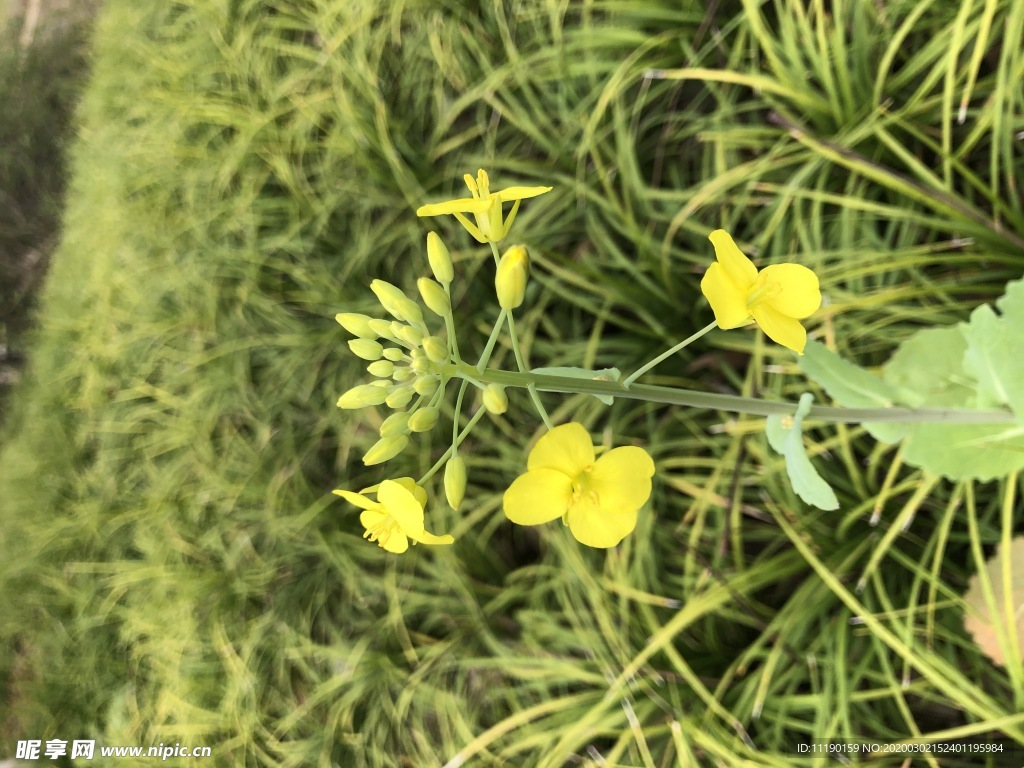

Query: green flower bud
382 347 405 362
444 455 467 511
368 319 396 339
379 412 410 437
421 335 448 364
371 279 424 326
367 360 394 378
337 383 389 409
410 352 430 374
495 245 529 310
391 367 414 382
417 277 451 317
413 374 438 397
482 383 508 414
363 434 409 466
392 322 424 347
349 339 384 361
335 312 377 339
386 386 415 409
407 407 439 433
427 232 454 284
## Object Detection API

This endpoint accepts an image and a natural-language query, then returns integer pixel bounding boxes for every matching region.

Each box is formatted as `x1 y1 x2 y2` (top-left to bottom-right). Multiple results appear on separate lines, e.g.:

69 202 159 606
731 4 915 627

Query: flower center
746 275 782 311
363 514 399 547
570 465 600 507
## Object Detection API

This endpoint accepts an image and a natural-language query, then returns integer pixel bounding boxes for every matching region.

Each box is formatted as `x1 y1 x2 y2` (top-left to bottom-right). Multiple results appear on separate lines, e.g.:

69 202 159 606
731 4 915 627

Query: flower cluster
334 168 825 554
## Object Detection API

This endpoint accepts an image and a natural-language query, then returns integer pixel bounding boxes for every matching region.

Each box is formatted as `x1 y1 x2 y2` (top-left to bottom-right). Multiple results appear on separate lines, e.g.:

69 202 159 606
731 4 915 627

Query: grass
1 0 1023 765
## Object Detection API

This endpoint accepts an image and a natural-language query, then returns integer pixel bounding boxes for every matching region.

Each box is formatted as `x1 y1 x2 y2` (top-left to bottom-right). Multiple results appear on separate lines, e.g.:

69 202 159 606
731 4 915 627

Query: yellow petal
390 477 428 508
567 495 638 548
452 211 488 244
700 263 752 329
334 490 378 510
411 529 455 546
379 531 410 554
359 509 388 531
527 422 595 476
709 230 757 289
759 264 821 319
751 305 808 354
377 480 425 538
416 198 492 217
589 446 655 512
503 468 572 525
496 185 553 202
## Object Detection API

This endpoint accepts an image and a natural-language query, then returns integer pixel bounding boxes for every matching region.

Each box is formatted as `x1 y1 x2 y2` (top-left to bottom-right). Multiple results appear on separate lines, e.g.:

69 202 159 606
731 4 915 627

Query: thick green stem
445 363 1015 425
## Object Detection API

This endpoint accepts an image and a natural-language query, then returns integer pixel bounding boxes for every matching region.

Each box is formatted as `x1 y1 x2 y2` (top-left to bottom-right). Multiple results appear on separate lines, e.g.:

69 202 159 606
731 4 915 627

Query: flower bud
407 407 439 433
427 232 454 284
348 339 384 361
444 455 467 510
410 352 431 374
337 383 389 409
335 312 377 339
417 277 451 317
367 360 394 378
382 347 405 362
482 383 508 414
368 318 396 339
391 367 414 382
495 245 529 310
421 335 448 364
363 434 409 466
392 322 424 347
385 386 415 409
379 412 410 437
371 280 424 326
413 374 438 397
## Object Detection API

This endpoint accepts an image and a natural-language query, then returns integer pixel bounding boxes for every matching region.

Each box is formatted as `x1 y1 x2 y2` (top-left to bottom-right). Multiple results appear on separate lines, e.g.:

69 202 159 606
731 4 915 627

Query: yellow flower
503 423 655 548
416 169 552 244
334 478 454 554
700 230 821 354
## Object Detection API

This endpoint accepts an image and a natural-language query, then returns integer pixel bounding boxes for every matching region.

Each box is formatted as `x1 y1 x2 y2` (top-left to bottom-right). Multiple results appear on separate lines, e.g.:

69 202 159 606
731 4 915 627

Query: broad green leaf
530 366 620 405
961 304 1024 414
995 275 1024 329
963 537 1024 666
881 326 974 408
765 393 839 511
798 340 906 443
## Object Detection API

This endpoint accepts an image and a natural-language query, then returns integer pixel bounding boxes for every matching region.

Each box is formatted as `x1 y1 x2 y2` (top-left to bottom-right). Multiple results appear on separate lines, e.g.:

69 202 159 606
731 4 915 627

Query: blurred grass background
1 0 1023 765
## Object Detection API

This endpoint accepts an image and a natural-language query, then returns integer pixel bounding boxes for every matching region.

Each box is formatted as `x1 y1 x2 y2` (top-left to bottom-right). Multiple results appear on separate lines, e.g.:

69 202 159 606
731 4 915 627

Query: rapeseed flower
503 423 654 548
416 169 551 244
334 478 454 553
700 230 821 354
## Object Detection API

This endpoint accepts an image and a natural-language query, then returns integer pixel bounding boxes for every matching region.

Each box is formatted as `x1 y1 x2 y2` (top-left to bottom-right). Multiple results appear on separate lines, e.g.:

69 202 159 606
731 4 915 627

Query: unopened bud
391 367 414 382
427 232 454 283
495 245 529 310
482 383 508 414
369 319 396 339
407 407 439 433
386 386 415 409
363 434 409 466
413 375 438 396
411 352 431 374
444 456 467 510
392 322 424 347
382 347 405 362
417 277 451 317
422 335 448 364
370 279 424 326
337 384 389 409
349 339 384 361
367 360 394 378
379 412 410 437
336 312 377 339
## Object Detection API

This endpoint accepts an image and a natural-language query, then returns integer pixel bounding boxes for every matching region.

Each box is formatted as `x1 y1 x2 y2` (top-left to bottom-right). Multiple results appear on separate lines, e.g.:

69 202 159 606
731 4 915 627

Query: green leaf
961 304 1024 414
765 393 839 511
798 340 906 443
530 366 621 405
881 327 974 408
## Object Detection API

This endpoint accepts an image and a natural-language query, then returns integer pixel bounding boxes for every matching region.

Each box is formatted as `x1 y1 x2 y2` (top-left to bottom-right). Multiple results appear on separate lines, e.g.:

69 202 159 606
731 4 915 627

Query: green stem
442 283 462 364
622 320 719 388
417 406 487 485
505 315 554 429
476 309 508 373
445 363 1016 425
